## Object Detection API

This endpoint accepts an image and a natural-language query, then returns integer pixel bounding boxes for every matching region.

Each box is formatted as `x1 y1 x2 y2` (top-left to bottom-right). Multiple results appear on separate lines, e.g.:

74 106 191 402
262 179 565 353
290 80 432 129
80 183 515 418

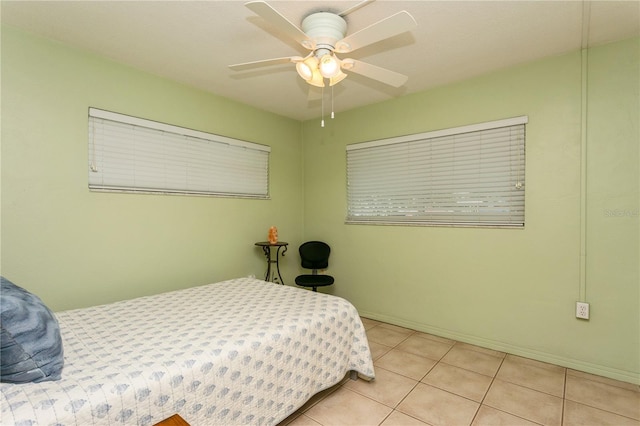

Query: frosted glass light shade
308 69 325 87
329 70 347 86
296 56 318 81
319 54 340 78
296 62 313 80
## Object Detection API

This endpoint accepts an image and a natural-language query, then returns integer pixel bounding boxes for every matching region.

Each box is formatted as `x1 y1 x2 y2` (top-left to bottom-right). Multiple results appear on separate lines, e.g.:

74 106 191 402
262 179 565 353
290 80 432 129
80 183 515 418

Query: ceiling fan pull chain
331 85 335 119
321 85 325 127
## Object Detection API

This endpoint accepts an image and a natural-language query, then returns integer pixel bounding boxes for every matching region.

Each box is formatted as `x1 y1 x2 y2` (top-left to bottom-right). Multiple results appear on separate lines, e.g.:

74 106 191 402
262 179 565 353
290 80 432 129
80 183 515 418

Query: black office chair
295 241 334 292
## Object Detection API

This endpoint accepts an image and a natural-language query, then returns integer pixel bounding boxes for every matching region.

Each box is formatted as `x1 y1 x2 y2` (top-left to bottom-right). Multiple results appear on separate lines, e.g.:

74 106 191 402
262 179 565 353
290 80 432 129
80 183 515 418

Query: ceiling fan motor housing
301 12 347 51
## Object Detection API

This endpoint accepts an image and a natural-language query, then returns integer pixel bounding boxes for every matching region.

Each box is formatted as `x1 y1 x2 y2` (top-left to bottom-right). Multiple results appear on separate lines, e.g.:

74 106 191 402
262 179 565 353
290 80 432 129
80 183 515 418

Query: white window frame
346 116 528 228
88 108 270 198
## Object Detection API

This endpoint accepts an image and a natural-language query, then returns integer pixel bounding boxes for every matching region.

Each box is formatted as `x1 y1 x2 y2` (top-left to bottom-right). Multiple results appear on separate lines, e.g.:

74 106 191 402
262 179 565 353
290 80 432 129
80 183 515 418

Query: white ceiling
2 1 639 121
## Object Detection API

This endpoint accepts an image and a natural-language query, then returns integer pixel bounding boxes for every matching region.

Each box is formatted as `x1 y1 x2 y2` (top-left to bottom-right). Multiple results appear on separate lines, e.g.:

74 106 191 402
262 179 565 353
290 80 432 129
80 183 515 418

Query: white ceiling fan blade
229 56 302 71
338 0 375 18
245 1 314 50
342 59 408 87
334 11 417 53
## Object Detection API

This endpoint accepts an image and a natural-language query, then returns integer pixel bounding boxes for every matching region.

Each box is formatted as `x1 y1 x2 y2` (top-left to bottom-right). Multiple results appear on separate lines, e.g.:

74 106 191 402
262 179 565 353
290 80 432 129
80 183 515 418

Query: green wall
1 26 638 384
1 27 305 310
301 38 639 384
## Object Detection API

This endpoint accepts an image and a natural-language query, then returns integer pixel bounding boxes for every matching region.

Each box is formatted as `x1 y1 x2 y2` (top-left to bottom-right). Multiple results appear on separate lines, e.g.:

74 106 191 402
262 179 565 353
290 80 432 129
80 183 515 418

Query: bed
0 277 375 425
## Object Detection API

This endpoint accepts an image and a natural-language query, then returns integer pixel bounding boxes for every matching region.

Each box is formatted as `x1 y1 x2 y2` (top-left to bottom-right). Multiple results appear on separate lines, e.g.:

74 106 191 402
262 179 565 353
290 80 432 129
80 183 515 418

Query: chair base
295 274 334 292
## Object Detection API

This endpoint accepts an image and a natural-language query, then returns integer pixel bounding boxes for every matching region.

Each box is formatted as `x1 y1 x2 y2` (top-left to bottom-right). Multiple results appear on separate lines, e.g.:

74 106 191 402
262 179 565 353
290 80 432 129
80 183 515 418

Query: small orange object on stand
268 226 278 244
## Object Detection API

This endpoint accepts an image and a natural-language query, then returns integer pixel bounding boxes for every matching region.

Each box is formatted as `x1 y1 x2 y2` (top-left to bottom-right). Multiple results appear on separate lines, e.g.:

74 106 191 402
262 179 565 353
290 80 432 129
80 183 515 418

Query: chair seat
295 274 334 288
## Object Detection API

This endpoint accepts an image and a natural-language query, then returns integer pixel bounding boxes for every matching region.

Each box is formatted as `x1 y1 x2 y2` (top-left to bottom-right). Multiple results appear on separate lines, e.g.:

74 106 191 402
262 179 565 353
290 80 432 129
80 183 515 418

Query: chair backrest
299 241 330 270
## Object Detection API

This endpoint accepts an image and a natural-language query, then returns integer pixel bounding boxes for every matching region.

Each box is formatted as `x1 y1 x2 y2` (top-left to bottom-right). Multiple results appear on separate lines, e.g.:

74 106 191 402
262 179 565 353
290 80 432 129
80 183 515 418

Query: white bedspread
1 278 374 425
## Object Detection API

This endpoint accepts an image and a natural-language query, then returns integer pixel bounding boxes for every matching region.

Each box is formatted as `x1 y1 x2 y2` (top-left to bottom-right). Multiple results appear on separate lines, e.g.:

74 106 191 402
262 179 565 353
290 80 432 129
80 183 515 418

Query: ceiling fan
229 0 417 89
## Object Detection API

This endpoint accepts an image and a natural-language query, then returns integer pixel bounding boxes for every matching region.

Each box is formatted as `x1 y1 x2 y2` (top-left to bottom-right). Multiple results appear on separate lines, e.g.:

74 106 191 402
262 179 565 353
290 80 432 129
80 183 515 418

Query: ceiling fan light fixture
307 68 325 88
329 70 348 86
296 62 313 80
296 55 318 81
319 53 341 78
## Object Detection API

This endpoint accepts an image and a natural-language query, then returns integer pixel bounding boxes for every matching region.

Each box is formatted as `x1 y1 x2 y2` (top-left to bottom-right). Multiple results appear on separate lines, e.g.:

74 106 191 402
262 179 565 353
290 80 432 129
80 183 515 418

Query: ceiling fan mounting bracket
313 47 333 59
301 12 347 51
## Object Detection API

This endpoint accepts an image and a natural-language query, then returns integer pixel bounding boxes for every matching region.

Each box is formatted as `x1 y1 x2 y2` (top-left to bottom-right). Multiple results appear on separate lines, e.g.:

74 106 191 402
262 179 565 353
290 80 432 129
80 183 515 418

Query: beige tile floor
281 318 640 426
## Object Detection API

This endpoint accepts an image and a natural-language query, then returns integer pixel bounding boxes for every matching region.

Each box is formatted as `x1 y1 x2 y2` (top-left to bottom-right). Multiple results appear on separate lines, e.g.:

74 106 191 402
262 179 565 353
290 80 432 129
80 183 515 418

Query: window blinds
346 116 527 227
88 108 270 198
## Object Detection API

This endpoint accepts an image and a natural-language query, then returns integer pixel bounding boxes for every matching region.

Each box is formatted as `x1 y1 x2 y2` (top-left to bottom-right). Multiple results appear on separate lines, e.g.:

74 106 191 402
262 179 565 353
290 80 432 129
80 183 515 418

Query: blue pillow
1 277 64 383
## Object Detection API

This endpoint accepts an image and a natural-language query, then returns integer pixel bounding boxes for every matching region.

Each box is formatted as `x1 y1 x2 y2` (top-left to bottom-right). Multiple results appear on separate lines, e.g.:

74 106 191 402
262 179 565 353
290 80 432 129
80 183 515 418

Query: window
88 108 270 198
346 116 527 227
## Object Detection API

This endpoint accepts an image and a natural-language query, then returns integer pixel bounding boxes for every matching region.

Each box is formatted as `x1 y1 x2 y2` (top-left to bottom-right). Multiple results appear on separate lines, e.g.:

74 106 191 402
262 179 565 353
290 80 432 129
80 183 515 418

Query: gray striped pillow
1 277 64 383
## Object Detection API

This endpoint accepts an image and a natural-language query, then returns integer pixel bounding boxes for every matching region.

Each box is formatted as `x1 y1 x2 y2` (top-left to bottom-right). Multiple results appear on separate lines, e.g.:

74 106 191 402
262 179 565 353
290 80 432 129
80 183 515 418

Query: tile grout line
564 375 640 422
375 328 422 426
468 352 508 425
468 353 551 426
380 328 440 426
371 325 503 426
561 368 567 425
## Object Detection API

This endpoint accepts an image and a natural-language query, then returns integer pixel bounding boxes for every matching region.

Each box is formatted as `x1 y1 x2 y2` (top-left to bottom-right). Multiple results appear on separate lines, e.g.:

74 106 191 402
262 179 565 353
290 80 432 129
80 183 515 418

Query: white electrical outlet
576 302 590 319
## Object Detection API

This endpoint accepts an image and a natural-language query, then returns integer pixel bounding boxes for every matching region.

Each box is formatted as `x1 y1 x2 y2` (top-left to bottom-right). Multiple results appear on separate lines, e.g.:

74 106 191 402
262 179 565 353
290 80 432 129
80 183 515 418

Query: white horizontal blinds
88 108 270 198
346 116 527 227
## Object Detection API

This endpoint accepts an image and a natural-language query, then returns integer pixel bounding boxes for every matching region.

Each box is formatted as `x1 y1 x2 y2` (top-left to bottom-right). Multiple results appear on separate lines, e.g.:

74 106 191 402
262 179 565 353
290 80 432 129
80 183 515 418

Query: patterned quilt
0 278 375 425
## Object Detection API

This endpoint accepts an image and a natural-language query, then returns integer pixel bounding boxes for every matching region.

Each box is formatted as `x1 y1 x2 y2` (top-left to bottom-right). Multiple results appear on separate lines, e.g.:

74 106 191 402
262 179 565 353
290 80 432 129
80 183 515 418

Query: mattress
0 278 375 425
